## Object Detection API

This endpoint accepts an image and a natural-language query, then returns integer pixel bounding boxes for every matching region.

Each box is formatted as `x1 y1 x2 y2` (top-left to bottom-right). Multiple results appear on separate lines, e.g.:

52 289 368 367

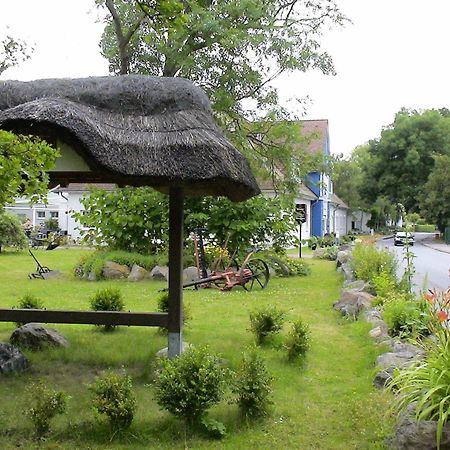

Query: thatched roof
0 75 259 201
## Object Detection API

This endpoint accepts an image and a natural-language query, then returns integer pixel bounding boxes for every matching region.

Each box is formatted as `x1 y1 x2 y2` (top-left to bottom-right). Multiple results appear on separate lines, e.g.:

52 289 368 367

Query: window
50 211 59 218
37 211 45 219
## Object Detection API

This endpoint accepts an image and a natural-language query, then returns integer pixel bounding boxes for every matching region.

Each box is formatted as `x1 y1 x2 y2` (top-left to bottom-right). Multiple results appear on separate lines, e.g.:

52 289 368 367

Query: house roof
259 179 318 201
331 193 349 209
0 75 259 202
300 119 329 155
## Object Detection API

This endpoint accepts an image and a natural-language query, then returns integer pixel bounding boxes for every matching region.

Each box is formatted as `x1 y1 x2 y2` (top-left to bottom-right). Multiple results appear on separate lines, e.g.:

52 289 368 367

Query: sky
1 0 450 156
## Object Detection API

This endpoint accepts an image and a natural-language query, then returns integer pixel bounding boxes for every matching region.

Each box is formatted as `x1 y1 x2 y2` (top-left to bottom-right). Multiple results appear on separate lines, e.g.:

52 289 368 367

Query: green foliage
350 242 397 284
285 318 310 361
249 305 286 345
44 217 59 231
77 250 163 278
98 0 347 189
89 287 125 331
25 380 68 438
420 154 450 233
371 270 397 299
15 293 44 327
414 224 436 232
156 291 191 332
264 253 311 277
89 371 136 432
200 416 227 439
154 347 227 425
76 187 299 255
0 130 58 208
283 257 311 276
382 296 429 339
0 34 32 75
0 212 28 252
316 245 339 260
232 348 273 419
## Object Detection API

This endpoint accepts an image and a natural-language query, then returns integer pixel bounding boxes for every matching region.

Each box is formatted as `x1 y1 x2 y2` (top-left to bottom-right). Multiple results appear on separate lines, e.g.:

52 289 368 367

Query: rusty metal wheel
239 258 270 291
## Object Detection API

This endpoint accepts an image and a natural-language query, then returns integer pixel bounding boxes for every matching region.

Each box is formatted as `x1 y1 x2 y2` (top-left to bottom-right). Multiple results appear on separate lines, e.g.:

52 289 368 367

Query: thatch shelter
0 75 259 357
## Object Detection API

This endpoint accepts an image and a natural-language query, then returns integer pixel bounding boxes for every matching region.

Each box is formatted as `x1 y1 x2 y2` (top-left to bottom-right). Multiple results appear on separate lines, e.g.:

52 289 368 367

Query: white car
394 231 414 246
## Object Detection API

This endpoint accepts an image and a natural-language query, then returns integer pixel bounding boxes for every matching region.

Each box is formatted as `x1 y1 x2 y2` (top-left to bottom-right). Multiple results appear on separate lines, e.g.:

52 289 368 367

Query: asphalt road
377 232 450 293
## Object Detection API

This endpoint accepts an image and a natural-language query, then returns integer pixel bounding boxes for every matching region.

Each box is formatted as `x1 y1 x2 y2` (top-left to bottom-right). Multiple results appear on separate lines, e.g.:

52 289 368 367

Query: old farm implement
183 228 270 292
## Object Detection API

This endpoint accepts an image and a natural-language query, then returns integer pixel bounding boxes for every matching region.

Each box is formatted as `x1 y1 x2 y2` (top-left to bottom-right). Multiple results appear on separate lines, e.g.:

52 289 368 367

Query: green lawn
0 248 394 449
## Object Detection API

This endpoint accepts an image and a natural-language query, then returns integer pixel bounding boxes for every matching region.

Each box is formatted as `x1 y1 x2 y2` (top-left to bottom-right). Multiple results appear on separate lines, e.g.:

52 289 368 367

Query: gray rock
183 266 200 283
343 280 366 292
87 271 97 281
361 307 383 323
389 406 450 449
375 351 417 370
156 341 192 358
333 290 375 319
369 326 390 341
336 250 351 267
10 323 69 350
341 263 355 282
392 341 425 358
128 264 149 281
150 265 169 281
0 343 29 374
102 261 130 279
373 367 394 389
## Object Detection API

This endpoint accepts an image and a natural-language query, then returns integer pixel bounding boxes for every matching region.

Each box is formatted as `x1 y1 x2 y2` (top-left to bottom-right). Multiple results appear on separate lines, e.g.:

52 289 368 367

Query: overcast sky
1 0 450 156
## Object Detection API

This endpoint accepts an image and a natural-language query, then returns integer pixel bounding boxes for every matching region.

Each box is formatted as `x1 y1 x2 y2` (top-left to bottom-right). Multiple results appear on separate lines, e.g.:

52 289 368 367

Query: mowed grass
0 248 395 449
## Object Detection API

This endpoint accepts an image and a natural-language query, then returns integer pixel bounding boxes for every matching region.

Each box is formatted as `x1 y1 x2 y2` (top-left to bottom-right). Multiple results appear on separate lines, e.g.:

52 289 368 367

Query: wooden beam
0 309 168 327
168 186 184 358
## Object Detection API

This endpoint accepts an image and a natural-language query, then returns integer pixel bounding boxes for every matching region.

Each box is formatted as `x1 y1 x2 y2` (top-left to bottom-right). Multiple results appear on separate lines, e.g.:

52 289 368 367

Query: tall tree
0 35 32 75
420 154 450 233
359 109 450 212
97 0 347 191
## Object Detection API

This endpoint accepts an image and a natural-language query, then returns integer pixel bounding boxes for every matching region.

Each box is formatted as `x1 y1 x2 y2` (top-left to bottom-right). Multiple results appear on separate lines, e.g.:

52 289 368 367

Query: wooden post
168 186 184 358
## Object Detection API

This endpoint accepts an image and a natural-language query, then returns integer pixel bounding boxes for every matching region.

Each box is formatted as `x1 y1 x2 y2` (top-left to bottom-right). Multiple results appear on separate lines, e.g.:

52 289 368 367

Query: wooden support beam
168 186 184 358
0 309 168 327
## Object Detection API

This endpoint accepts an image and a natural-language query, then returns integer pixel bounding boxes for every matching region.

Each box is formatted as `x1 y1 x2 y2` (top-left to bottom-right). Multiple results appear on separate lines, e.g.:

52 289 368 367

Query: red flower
437 311 448 322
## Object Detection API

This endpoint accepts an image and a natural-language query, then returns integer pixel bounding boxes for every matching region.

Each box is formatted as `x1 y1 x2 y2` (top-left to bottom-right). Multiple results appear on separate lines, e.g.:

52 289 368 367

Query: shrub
25 380 68 438
15 294 44 327
154 346 227 426
156 292 191 333
89 371 136 432
383 295 429 339
283 257 311 276
316 245 339 260
89 287 124 331
285 318 310 361
265 254 311 277
350 242 397 284
232 348 273 419
0 212 28 253
249 305 286 345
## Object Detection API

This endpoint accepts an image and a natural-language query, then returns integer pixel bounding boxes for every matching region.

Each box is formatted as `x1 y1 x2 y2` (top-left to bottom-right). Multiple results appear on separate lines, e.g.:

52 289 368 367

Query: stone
183 266 200 283
389 406 450 449
333 290 375 319
340 263 355 282
375 351 417 370
361 308 383 323
150 265 169 281
392 341 425 358
156 341 192 358
0 343 29 374
102 261 130 279
343 280 366 292
10 323 69 350
373 367 394 389
369 326 387 340
87 271 97 281
336 250 351 267
128 264 149 282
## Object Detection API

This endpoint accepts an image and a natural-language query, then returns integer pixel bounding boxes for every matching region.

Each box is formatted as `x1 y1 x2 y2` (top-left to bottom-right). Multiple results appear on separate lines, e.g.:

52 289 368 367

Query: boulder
150 265 169 281
156 341 192 358
87 271 97 281
343 280 366 292
362 307 383 323
128 264 149 282
336 250 351 267
102 261 130 279
0 343 29 374
183 266 200 283
388 406 450 449
10 323 69 350
340 263 355 282
369 326 390 342
373 367 394 389
375 351 417 370
333 290 375 319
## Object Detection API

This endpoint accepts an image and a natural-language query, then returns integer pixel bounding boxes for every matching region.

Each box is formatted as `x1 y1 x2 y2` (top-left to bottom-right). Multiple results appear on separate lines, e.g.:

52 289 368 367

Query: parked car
394 231 414 246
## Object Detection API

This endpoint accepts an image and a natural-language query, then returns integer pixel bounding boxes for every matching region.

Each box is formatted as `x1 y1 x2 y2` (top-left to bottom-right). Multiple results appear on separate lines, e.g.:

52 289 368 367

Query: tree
359 109 450 212
97 0 347 191
420 154 450 233
0 212 28 253
0 35 33 75
75 186 298 254
0 130 59 208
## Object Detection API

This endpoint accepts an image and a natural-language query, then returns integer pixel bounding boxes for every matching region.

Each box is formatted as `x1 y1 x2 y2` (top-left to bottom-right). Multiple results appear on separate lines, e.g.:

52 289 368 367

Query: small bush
350 242 397 284
156 292 191 333
15 294 44 327
89 287 124 331
285 318 310 361
89 371 136 432
154 346 227 426
232 348 273 419
249 305 286 345
25 380 68 438
383 296 429 339
316 245 339 260
371 270 397 298
283 258 311 276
